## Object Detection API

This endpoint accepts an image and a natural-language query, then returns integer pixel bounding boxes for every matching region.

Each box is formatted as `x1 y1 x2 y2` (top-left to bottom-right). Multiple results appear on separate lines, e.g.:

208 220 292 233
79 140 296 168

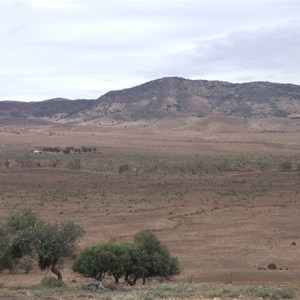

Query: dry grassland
0 121 300 299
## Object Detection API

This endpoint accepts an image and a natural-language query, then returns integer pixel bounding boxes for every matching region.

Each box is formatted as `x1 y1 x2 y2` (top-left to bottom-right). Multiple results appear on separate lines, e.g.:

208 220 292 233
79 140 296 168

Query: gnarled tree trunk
51 260 62 281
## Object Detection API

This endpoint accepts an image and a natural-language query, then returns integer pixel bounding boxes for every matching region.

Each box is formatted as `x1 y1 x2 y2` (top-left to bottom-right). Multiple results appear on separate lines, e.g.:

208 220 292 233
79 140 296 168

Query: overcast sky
1 0 299 101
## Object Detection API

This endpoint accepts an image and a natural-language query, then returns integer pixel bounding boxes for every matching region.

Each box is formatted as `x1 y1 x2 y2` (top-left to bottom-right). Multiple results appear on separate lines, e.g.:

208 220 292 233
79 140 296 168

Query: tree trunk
113 274 119 284
51 261 62 281
132 275 139 286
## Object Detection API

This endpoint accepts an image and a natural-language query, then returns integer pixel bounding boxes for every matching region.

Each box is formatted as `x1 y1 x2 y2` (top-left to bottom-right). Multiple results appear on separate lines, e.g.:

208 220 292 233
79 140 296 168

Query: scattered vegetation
41 146 97 154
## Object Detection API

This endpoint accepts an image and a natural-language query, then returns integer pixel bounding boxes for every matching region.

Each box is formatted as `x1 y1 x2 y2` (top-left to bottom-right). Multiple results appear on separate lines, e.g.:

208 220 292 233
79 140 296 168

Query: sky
1 0 300 101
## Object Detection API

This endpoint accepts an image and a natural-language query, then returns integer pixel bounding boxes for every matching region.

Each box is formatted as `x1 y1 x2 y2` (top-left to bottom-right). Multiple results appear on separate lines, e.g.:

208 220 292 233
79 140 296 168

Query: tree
73 243 131 283
33 220 84 281
131 231 180 284
0 208 84 281
73 231 180 285
5 208 38 259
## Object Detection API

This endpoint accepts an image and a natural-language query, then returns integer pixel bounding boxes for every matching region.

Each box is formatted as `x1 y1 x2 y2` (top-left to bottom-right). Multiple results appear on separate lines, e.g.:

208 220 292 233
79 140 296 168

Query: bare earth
0 118 300 298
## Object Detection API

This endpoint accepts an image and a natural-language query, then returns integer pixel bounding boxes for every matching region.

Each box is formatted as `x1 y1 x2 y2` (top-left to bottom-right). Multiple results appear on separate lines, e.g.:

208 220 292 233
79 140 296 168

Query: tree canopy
73 231 180 285
0 208 84 281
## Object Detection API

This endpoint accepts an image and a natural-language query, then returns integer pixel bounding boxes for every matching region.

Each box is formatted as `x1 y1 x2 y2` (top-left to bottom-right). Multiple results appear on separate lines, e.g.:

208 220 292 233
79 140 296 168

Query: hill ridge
1 77 300 125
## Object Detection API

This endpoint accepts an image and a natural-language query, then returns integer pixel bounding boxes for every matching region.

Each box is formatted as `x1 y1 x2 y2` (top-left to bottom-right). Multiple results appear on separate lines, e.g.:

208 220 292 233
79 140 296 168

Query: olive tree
73 231 180 285
73 243 131 283
130 231 180 285
1 208 84 281
33 220 84 281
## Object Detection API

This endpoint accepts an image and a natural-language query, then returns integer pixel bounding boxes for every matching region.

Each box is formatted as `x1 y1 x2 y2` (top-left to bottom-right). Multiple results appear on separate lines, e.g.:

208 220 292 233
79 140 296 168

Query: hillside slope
1 77 300 125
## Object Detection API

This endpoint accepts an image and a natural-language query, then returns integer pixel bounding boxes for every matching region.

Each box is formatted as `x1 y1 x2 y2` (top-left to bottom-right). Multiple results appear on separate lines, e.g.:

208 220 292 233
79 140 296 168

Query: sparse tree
131 231 180 284
73 231 180 285
73 243 130 283
1 208 84 281
33 220 84 281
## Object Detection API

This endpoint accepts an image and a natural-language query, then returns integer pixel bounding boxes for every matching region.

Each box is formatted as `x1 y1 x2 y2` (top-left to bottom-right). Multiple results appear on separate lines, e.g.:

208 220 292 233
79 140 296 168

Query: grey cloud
1 0 300 100
155 20 300 84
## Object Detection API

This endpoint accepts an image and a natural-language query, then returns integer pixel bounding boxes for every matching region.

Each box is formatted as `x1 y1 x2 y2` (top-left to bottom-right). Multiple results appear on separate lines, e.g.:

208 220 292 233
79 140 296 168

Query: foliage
6 208 38 233
119 164 130 174
73 231 180 285
131 231 180 284
73 243 131 283
0 208 84 281
0 227 14 271
267 263 277 270
20 258 33 273
277 287 296 299
33 220 84 280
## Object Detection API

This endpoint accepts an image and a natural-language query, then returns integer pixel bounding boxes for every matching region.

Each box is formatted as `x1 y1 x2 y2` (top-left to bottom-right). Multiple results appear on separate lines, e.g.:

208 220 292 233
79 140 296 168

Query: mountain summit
1 77 300 125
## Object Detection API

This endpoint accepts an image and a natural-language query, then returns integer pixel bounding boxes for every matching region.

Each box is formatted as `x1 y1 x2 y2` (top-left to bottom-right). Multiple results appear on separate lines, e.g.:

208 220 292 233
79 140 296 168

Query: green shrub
267 263 277 270
276 287 295 299
119 164 130 174
20 258 33 273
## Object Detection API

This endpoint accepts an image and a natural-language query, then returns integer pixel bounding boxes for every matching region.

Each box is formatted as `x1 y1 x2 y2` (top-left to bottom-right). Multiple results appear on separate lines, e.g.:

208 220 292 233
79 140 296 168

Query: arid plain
0 116 300 299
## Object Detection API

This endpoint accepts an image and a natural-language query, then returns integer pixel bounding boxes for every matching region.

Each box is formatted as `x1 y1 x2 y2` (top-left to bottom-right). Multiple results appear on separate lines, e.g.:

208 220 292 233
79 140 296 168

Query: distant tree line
41 146 97 154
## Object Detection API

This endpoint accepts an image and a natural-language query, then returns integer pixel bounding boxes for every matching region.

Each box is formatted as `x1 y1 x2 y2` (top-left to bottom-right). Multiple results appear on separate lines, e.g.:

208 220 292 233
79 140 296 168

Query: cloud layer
1 0 299 101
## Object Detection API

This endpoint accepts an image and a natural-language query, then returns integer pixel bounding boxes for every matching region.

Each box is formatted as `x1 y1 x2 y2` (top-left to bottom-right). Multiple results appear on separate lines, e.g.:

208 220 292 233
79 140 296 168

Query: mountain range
1 77 300 126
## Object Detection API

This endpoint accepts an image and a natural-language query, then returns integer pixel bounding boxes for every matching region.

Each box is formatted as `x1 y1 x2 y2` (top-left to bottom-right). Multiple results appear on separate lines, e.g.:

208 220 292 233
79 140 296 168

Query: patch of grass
198 282 215 292
140 283 198 299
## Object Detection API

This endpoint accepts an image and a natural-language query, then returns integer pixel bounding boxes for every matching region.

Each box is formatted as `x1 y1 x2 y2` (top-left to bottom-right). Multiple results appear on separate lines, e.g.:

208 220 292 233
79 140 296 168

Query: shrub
20 258 33 273
119 164 130 174
282 160 292 171
267 263 277 270
277 287 295 299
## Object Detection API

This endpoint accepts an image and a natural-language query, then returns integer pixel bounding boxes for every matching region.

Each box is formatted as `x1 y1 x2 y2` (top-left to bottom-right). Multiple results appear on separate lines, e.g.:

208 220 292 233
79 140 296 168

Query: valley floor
0 124 300 298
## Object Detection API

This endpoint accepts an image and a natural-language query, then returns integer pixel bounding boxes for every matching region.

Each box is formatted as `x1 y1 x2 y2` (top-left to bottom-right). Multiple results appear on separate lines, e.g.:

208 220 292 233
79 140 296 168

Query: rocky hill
1 77 300 125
